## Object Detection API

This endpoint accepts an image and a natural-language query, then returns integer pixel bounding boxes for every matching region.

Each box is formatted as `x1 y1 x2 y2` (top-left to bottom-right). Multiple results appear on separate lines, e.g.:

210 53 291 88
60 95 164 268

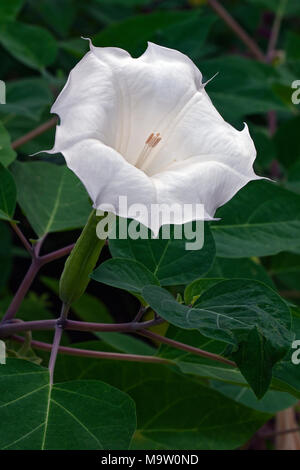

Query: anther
136 132 162 169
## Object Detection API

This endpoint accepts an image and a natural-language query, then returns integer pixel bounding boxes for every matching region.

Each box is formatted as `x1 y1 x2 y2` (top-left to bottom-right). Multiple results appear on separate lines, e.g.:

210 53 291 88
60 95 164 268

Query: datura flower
48 40 261 235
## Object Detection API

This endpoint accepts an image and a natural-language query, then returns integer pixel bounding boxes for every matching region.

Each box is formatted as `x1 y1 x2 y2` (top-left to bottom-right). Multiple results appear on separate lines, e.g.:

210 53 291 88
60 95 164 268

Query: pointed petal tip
81 36 93 50
202 71 219 88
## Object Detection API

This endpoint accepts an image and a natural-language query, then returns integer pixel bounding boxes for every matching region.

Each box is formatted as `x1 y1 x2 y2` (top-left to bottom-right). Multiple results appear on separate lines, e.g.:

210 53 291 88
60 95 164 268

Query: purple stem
0 319 56 336
40 244 75 264
207 0 265 62
48 325 64 385
49 303 69 385
10 222 33 255
12 334 172 365
2 227 74 324
1 259 42 324
139 329 236 367
0 317 164 337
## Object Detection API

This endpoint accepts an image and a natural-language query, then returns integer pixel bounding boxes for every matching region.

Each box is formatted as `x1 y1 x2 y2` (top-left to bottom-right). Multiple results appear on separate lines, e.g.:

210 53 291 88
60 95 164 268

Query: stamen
146 133 154 144
136 132 162 169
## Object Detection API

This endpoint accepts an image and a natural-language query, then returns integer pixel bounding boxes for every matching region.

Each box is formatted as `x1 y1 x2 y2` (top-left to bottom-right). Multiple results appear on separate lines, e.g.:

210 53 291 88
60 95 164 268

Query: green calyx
59 209 106 306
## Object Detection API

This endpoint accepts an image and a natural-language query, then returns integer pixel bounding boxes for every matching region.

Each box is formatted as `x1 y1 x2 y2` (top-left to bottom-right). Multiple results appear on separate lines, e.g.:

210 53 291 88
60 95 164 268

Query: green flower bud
59 210 106 306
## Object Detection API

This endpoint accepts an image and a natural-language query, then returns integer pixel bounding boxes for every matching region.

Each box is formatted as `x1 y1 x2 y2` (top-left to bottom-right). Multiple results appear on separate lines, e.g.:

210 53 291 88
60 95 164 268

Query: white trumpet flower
48 40 261 235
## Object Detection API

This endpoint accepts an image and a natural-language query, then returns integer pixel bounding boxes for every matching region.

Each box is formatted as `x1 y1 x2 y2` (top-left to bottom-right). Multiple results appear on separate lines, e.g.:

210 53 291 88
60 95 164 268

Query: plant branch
207 0 265 62
11 117 58 150
1 259 42 324
0 317 165 337
12 335 172 365
133 305 148 322
0 319 56 336
138 329 236 367
2 226 75 324
266 0 287 63
48 303 69 385
64 317 165 333
10 222 33 255
40 243 75 264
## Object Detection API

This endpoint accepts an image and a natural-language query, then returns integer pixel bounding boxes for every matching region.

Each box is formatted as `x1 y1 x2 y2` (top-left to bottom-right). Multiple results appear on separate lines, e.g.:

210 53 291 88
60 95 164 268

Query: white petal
51 40 204 168
151 156 262 221
59 138 157 227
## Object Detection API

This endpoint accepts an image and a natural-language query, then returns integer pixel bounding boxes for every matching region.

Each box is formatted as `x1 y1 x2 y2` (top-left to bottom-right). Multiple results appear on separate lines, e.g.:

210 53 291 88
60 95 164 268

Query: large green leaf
109 222 215 286
0 163 16 221
91 258 160 294
0 359 136 450
11 161 91 237
212 180 300 257
142 280 292 396
0 21 58 70
0 122 16 167
50 352 269 450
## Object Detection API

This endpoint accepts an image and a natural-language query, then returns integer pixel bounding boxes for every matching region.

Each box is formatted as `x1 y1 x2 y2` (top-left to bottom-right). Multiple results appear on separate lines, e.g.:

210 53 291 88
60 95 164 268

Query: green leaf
0 21 58 70
206 257 275 288
0 359 136 450
0 163 16 221
184 278 224 305
270 252 300 290
130 375 268 450
11 161 91 237
212 382 298 414
232 326 278 398
147 13 215 61
0 78 53 122
29 0 76 38
93 11 208 57
91 258 160 294
109 222 215 286
0 122 16 167
142 280 292 396
212 180 300 257
46 353 269 450
0 0 24 21
201 56 287 121
156 324 245 386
